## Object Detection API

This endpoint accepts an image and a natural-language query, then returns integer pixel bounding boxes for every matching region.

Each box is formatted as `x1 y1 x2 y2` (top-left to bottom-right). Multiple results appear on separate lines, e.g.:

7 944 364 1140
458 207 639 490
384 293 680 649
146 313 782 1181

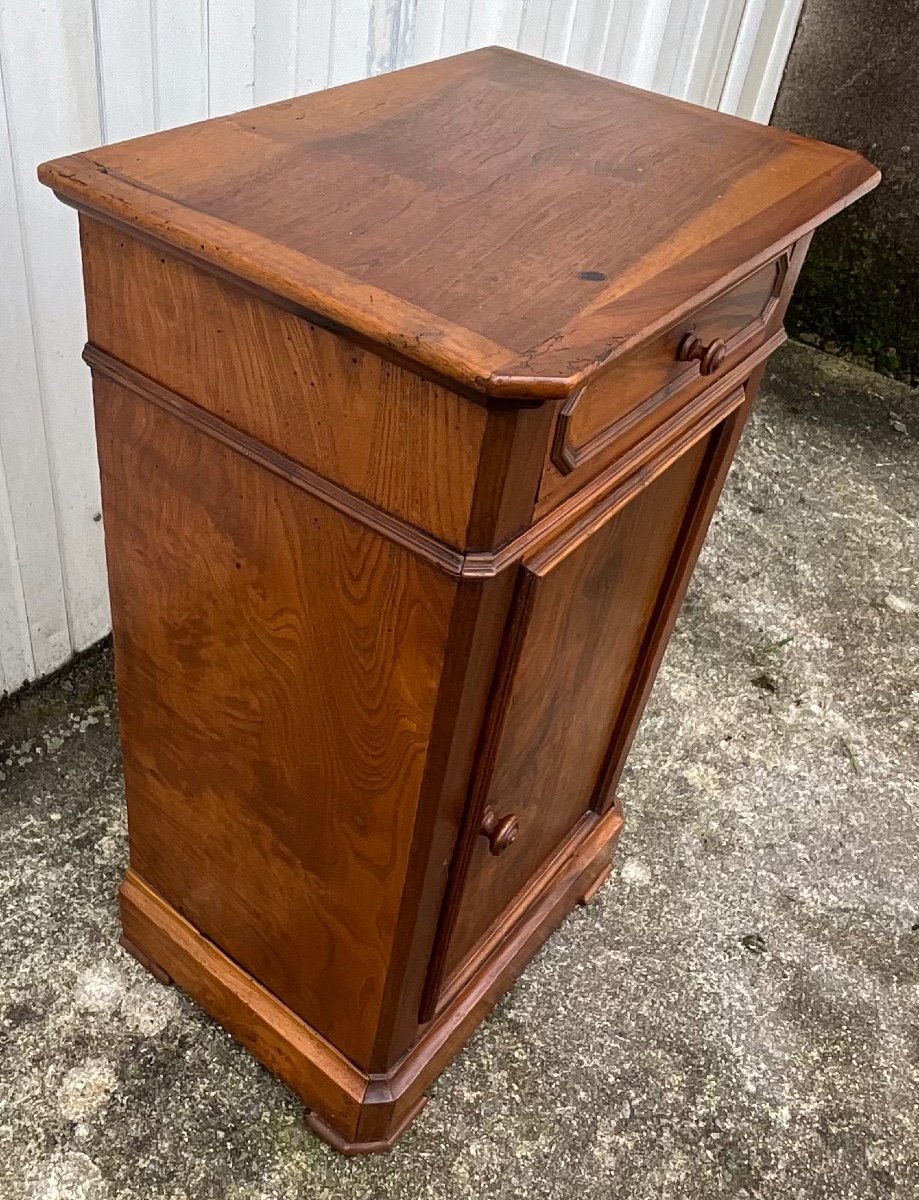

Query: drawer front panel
538 250 789 515
434 431 712 991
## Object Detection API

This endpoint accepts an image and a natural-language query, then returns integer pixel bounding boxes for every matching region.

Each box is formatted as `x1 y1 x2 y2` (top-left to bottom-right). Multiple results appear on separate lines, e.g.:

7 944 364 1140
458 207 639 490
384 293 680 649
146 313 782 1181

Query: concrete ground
0 341 917 1200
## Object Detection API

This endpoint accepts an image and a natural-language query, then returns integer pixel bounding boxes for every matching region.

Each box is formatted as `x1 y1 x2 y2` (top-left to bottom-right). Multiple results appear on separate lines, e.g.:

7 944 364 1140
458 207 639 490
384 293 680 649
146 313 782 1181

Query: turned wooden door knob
677 332 726 375
480 807 520 855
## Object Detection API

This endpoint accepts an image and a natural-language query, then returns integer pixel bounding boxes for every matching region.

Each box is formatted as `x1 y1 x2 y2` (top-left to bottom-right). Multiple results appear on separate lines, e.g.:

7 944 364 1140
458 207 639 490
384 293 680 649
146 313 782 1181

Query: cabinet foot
117 830 619 1160
120 933 173 987
306 1094 428 1155
578 863 613 906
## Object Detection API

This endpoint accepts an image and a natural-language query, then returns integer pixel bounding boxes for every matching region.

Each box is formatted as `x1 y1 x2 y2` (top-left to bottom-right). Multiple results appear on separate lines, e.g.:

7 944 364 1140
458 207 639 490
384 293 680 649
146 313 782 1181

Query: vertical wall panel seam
717 0 764 111
514 0 527 48
393 0 415 72
250 7 257 97
0 49 74 663
559 0 580 61
751 0 804 121
608 0 633 79
327 0 337 86
436 0 447 57
366 0 377 78
652 0 677 92
0 421 33 685
388 0 398 72
0 51 32 681
90 0 108 142
296 0 304 93
150 0 160 129
540 1 553 56
293 0 302 91
255 0 262 97
596 1 618 75
463 0 474 55
205 0 212 116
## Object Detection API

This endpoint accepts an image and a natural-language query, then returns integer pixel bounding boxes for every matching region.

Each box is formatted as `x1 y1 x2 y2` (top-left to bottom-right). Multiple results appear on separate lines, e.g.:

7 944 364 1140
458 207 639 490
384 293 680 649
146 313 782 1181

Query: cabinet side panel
93 376 456 1069
80 217 487 548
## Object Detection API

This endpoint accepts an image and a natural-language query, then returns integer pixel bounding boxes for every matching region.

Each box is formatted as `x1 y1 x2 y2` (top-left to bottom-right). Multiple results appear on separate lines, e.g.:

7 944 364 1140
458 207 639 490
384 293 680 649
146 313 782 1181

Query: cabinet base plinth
117 804 623 1154
578 863 614 907
119 933 173 986
306 1095 428 1155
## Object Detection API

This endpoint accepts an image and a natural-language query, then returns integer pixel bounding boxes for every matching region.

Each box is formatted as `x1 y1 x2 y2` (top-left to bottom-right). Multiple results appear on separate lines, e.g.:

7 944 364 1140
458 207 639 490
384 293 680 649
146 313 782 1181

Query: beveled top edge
38 48 879 405
39 149 529 403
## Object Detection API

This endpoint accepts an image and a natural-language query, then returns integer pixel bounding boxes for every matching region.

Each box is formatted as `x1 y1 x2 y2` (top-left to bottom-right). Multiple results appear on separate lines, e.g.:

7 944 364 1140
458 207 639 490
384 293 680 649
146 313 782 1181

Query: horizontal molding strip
528 385 747 576
84 343 468 575
462 327 786 578
84 336 783 581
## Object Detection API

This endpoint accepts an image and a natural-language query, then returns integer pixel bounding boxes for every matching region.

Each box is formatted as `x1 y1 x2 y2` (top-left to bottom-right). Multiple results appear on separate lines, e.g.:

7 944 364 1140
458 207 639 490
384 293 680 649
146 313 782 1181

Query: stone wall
772 0 919 384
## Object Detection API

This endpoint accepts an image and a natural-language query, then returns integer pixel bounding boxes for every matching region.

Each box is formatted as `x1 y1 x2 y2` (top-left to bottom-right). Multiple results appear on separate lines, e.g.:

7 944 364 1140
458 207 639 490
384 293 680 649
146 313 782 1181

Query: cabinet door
430 431 713 997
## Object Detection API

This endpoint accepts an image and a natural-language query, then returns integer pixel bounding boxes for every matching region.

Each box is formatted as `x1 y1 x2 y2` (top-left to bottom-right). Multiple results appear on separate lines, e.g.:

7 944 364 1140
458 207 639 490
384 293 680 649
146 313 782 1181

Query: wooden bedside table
39 46 877 1154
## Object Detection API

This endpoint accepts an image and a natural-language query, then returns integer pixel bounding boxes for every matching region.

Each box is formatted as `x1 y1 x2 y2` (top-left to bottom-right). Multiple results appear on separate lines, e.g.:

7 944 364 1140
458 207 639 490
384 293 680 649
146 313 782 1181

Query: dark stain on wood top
39 46 879 400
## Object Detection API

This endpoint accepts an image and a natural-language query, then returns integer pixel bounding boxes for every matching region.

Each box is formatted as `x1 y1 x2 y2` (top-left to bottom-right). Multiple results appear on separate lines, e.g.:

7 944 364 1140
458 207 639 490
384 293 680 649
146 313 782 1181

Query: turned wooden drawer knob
677 332 726 375
480 807 519 856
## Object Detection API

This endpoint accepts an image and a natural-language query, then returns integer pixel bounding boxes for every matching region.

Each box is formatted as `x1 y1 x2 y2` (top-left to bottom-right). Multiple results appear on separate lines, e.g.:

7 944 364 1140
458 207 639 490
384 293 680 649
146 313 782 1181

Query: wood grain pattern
39 46 877 1153
434 433 710 989
41 46 878 399
119 803 623 1152
364 569 522 1068
84 345 470 576
119 870 367 1134
86 338 758 584
534 332 783 522
81 217 487 548
594 373 765 813
94 374 456 1068
550 250 787 475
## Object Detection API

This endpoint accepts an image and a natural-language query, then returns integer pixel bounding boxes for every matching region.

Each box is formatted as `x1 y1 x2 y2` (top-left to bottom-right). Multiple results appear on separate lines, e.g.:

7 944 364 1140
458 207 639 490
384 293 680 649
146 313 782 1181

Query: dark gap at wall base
0 635 113 711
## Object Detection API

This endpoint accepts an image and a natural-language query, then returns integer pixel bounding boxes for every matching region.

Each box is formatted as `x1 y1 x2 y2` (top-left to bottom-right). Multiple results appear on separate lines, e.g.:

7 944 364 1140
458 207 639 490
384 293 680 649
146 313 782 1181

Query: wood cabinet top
40 47 878 403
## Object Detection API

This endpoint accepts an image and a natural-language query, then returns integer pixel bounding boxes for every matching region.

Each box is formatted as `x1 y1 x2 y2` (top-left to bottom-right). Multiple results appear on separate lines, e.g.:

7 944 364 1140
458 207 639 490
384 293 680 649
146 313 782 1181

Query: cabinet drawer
538 249 790 515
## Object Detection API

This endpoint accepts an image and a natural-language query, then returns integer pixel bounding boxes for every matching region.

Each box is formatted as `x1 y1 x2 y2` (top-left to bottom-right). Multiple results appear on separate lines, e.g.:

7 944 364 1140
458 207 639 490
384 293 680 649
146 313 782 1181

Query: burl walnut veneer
39 48 878 1154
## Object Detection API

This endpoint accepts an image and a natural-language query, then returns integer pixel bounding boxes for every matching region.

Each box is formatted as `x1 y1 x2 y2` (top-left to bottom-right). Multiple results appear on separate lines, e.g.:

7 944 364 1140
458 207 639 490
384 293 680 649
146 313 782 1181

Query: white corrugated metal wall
0 0 803 695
